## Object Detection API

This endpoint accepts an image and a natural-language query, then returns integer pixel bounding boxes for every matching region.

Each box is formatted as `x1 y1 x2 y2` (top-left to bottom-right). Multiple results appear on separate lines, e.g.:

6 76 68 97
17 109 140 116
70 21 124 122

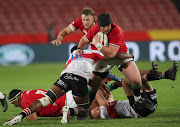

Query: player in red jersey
76 13 142 104
90 61 178 119
50 7 96 46
8 89 77 120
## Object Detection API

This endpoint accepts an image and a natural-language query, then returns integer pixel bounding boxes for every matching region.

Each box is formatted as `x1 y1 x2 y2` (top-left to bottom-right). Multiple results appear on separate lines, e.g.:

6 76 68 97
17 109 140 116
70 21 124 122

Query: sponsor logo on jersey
0 44 35 66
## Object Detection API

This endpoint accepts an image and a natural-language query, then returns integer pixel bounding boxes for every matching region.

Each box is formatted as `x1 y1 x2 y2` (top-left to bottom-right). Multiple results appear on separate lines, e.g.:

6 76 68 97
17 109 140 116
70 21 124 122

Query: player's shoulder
90 23 99 29
74 17 82 23
111 23 123 33
88 23 100 35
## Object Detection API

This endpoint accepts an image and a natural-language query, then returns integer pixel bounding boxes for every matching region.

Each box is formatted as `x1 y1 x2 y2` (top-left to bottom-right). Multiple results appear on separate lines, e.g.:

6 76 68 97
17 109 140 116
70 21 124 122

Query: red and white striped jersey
61 49 103 81
100 100 139 119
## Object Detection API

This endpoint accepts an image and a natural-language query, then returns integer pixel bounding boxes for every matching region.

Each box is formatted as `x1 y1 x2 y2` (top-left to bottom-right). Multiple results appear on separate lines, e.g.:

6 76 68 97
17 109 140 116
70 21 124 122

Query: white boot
61 106 69 124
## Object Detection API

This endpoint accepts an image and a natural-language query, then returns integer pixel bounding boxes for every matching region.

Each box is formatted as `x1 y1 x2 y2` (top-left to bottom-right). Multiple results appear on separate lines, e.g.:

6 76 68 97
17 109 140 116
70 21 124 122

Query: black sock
89 92 96 104
69 108 75 116
131 84 142 97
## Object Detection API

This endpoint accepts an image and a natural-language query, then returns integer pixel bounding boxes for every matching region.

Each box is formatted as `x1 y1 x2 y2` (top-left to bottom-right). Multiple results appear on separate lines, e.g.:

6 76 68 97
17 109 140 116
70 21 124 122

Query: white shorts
66 90 77 108
93 58 133 73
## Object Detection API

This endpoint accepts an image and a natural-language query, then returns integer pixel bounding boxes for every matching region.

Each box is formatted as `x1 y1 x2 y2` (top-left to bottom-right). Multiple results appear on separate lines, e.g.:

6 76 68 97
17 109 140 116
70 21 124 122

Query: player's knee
38 89 57 107
131 77 142 87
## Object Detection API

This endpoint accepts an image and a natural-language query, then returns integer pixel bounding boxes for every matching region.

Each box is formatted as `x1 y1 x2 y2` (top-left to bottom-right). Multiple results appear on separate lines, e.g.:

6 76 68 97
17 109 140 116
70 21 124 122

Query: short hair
98 13 112 27
9 89 23 103
82 7 95 17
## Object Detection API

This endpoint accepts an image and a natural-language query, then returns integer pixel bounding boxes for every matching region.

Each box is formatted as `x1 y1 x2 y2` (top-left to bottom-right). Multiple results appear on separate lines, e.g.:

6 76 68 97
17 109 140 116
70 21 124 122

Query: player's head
9 89 23 108
81 7 96 29
71 45 78 53
90 106 101 119
98 13 112 34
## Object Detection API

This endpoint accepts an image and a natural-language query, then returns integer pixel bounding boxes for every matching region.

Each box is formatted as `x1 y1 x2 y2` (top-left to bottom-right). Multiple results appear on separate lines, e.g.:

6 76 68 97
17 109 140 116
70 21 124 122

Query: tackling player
90 61 178 119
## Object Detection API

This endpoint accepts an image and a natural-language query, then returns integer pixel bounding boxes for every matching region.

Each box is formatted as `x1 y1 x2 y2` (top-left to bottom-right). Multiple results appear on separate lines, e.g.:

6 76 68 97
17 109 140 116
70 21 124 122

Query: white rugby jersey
100 100 139 119
61 49 103 82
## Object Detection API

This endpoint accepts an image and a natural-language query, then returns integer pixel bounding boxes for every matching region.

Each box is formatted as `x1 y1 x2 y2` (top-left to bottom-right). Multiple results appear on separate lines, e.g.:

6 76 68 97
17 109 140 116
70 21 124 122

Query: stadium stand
0 0 180 43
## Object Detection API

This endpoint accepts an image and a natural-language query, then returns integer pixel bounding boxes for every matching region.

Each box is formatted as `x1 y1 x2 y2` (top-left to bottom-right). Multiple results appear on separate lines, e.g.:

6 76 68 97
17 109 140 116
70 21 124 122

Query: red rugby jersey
21 89 66 117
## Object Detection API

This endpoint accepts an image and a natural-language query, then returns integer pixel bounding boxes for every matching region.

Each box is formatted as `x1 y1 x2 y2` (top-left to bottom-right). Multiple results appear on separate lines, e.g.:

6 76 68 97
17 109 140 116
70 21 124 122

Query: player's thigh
49 84 65 98
121 61 141 84
93 59 115 73
73 95 89 104
89 73 105 92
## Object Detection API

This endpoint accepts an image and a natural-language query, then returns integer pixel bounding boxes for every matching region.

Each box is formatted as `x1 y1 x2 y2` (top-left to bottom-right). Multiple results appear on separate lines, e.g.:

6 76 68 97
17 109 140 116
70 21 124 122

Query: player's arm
89 89 109 111
102 52 134 60
26 112 38 121
92 34 119 59
50 25 74 46
95 90 109 106
76 35 89 55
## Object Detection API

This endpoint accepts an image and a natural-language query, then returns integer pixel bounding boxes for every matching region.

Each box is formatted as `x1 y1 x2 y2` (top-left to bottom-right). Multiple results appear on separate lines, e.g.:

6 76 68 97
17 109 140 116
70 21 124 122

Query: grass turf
0 61 180 127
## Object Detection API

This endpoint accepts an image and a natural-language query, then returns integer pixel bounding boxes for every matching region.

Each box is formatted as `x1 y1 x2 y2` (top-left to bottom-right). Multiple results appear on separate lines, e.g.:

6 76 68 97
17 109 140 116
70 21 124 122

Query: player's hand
3 115 23 126
75 49 83 55
91 33 101 45
100 83 111 94
50 38 62 46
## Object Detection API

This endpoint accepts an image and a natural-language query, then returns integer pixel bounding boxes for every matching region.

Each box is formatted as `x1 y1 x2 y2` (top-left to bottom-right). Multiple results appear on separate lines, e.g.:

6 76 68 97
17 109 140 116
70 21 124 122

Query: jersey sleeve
108 27 123 48
70 17 81 31
85 23 99 42
21 90 47 109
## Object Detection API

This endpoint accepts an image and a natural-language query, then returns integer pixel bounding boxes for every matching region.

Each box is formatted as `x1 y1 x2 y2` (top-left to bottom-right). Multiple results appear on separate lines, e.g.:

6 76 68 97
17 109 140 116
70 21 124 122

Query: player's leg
0 92 8 112
72 78 90 120
88 73 107 103
141 61 161 81
73 95 90 119
161 61 178 81
61 95 89 124
88 60 114 104
120 61 142 102
61 73 90 124
142 61 178 81
122 77 156 117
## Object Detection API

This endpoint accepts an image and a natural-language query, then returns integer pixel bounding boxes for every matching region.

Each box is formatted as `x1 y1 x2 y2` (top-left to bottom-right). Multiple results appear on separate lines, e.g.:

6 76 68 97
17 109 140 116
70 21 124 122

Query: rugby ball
96 31 108 46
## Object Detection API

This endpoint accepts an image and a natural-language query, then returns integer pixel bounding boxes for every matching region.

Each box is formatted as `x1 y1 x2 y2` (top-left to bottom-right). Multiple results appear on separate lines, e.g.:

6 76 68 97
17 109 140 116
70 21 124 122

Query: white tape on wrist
95 42 103 50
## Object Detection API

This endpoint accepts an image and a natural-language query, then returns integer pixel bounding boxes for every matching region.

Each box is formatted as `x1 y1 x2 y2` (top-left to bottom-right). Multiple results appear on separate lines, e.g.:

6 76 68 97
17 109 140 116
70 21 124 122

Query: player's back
63 49 103 81
21 89 67 117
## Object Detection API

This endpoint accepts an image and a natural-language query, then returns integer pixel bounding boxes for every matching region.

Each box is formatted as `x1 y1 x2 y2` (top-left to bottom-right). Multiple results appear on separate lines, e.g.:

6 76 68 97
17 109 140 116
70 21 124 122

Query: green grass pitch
0 61 180 127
